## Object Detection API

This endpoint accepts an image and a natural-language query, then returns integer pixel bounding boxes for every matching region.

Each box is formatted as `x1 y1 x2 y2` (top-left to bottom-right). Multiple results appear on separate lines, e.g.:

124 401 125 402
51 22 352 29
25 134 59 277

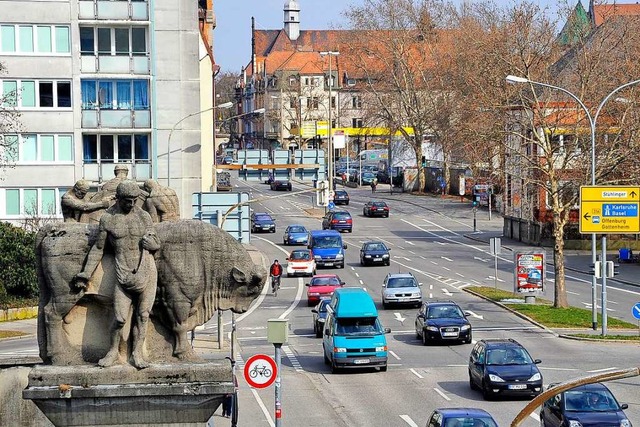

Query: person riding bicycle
269 259 283 293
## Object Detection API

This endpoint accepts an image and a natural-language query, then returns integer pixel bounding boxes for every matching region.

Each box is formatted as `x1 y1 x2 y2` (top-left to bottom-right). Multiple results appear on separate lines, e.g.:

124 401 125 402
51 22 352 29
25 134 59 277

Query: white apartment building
0 0 210 224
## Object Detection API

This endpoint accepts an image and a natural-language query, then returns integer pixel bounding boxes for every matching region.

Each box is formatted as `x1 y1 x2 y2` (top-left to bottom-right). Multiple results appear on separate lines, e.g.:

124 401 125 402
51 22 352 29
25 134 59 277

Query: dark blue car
251 212 276 233
311 298 330 338
425 407 498 427
359 241 390 266
283 224 309 245
540 382 631 427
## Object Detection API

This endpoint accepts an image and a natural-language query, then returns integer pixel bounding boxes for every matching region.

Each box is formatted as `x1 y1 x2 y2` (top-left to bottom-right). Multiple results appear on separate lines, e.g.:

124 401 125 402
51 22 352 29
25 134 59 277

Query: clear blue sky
214 0 579 73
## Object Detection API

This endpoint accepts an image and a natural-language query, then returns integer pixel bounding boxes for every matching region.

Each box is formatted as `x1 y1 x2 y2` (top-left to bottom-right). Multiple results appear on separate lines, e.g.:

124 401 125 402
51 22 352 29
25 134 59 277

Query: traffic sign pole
275 343 282 427
601 237 608 336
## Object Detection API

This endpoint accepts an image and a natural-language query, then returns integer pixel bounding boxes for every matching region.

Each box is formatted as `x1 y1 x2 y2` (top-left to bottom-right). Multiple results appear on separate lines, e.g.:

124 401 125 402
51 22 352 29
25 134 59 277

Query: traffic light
589 261 602 279
472 200 479 208
317 180 329 207
606 261 619 278
421 156 426 167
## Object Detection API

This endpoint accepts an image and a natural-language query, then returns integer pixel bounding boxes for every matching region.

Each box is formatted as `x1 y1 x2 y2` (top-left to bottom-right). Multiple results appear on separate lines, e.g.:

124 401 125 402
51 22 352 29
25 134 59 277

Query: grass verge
467 286 640 340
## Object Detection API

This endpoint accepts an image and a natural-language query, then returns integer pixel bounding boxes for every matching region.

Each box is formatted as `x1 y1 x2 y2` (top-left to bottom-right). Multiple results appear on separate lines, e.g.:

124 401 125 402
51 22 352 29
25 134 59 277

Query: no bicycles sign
244 354 277 389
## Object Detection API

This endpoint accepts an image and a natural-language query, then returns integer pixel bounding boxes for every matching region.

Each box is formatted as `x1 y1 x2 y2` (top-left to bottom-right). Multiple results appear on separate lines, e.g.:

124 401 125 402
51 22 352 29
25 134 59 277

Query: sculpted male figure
61 180 111 223
143 179 180 222
75 180 161 368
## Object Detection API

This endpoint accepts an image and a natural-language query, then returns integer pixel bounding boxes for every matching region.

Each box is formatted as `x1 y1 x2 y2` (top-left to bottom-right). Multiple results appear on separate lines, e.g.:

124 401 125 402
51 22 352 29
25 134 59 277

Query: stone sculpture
60 179 111 223
143 179 180 222
74 181 160 369
36 217 266 367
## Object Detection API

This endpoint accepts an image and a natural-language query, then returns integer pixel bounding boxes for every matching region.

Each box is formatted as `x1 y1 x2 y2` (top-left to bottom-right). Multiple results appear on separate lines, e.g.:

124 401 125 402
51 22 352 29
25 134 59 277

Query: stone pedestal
23 362 233 427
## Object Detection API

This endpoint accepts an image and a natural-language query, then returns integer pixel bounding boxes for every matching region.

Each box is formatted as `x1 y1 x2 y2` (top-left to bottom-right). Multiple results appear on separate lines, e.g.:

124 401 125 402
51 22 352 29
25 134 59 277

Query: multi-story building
0 0 214 225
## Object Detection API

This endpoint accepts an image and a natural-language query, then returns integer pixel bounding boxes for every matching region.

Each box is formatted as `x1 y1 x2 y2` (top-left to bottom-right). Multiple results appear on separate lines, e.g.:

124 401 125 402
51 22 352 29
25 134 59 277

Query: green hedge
0 222 38 302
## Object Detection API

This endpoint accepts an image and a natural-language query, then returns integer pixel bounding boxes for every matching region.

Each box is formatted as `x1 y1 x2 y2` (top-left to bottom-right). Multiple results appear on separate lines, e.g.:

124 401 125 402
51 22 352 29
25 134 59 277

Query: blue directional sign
327 202 336 211
632 302 640 320
602 203 638 217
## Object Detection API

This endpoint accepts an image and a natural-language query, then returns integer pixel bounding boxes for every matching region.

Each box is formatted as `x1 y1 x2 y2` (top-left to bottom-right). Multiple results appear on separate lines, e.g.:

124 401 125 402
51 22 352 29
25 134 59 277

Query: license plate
373 258 383 262
324 262 334 266
508 384 527 390
354 359 370 365
339 220 346 223
442 332 458 337
398 297 410 302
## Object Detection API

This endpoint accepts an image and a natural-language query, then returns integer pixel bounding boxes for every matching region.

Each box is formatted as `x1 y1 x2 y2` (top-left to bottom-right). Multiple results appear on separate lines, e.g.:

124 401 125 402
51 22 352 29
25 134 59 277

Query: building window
0 24 70 54
81 79 149 110
82 133 150 163
2 188 61 217
352 118 363 128
288 76 296 87
307 97 319 110
289 96 297 109
2 133 74 163
331 96 336 109
352 95 362 108
1 79 71 109
80 26 147 56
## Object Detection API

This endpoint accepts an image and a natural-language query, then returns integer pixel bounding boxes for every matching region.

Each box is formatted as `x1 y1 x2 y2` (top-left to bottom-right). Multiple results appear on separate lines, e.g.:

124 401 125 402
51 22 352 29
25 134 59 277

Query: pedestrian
371 177 378 193
222 393 233 417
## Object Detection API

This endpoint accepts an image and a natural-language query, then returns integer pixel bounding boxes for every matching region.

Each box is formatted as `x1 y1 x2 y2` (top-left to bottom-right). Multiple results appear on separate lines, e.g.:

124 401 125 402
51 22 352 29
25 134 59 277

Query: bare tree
0 62 23 175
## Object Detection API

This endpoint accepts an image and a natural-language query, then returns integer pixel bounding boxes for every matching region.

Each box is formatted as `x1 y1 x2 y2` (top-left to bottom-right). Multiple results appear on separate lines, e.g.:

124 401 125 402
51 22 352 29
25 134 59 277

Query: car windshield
335 317 382 336
387 277 417 288
313 236 341 248
335 191 347 197
485 348 533 365
310 276 341 286
255 215 272 221
427 305 464 319
318 300 330 312
443 417 498 427
332 212 351 220
290 251 311 261
288 226 306 233
564 390 619 412
365 243 386 251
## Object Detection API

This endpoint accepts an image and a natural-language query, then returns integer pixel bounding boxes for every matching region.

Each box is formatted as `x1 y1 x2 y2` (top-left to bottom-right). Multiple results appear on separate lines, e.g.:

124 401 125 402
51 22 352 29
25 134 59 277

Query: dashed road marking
283 345 304 372
400 415 419 427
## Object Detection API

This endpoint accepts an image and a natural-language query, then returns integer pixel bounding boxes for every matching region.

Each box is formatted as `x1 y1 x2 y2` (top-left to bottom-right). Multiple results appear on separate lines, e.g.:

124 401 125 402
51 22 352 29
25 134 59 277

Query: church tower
284 0 300 41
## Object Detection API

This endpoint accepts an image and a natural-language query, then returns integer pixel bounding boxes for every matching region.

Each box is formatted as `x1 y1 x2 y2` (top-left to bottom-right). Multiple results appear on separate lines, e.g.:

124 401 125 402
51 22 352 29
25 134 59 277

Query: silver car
381 273 422 309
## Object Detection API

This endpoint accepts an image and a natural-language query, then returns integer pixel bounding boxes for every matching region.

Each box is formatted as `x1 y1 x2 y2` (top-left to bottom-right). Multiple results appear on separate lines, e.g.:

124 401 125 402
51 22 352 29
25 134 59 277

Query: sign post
490 238 501 288
267 319 289 427
632 302 640 337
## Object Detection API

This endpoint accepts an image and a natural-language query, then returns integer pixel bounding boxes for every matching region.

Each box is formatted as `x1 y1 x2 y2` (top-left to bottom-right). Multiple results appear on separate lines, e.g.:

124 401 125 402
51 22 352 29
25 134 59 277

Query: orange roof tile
593 3 640 26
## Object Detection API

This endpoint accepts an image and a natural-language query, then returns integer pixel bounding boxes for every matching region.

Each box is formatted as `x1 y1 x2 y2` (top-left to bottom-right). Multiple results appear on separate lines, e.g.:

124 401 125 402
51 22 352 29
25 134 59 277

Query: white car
381 272 422 309
286 249 316 277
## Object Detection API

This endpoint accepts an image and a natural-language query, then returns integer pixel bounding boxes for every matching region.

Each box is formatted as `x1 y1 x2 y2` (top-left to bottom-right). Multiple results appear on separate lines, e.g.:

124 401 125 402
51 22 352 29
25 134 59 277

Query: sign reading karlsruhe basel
579 186 640 234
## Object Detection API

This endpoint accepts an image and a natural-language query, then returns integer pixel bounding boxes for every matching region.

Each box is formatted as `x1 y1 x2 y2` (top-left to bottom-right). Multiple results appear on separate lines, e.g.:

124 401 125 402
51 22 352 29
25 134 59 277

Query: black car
363 201 390 217
251 212 276 233
311 298 331 338
333 190 350 205
359 241 390 266
425 408 499 427
468 338 543 400
415 300 472 345
322 211 353 233
270 180 292 191
540 382 631 427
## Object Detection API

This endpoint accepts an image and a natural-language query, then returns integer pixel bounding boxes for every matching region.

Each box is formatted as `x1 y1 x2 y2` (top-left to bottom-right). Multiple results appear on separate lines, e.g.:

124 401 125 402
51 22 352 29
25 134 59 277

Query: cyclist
269 259 283 295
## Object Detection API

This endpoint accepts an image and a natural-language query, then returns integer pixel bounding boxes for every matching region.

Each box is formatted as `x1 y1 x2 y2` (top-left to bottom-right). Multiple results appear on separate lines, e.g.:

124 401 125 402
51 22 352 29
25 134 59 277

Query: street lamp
166 101 233 188
320 50 339 194
506 74 640 335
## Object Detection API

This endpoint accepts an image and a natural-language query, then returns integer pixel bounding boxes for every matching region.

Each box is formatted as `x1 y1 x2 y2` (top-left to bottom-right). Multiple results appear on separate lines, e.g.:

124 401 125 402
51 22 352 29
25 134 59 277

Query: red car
305 274 345 306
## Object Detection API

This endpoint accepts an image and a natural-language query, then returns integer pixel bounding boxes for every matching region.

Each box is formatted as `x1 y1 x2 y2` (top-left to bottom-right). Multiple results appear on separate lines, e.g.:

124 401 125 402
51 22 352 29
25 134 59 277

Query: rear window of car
373 202 387 207
333 212 351 219
311 277 341 286
335 191 347 196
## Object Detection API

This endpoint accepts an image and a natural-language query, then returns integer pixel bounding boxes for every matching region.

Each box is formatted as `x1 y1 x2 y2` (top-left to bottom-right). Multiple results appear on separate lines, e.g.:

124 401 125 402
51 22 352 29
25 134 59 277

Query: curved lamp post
506 75 640 335
166 101 233 188
320 50 340 193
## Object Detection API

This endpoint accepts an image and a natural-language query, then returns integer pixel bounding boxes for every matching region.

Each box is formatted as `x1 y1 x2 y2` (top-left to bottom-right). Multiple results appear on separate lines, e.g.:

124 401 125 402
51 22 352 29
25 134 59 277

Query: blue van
308 229 347 269
322 287 390 373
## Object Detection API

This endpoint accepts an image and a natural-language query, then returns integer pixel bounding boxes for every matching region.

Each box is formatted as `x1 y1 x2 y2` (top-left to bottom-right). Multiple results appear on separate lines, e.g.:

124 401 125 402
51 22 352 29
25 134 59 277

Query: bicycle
271 275 281 296
249 364 272 379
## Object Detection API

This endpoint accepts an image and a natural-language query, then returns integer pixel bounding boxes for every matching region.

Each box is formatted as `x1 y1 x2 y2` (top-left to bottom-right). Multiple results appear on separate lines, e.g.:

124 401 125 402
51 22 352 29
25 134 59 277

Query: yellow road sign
580 186 640 233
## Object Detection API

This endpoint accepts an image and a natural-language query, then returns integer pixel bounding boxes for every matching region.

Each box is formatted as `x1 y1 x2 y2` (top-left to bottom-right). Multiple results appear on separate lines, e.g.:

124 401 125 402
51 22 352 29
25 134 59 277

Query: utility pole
320 51 340 194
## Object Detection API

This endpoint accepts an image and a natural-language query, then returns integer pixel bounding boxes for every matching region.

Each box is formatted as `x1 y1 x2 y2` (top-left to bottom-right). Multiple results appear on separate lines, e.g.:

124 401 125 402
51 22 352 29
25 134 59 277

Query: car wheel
385 261 390 266
287 273 292 278
308 300 313 307
415 326 421 340
382 301 388 310
360 259 365 266
271 229 276 233
363 209 367 216
339 263 344 269
422 332 428 346
465 333 472 344
348 228 352 233
379 365 387 372
540 418 547 427
331 360 340 374
482 381 493 401
346 202 349 205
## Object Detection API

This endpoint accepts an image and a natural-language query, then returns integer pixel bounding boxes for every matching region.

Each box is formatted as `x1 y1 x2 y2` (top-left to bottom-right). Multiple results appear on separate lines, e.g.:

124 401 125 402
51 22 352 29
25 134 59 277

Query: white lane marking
354 272 360 277
359 279 364 285
351 266 356 271
474 256 489 263
397 246 405 250
530 413 540 423
405 241 416 246
541 367 579 371
409 250 416 255
442 289 452 296
251 388 274 427
394 312 406 323
434 388 451 401
389 350 401 360
567 290 579 295
283 345 304 373
456 272 464 278
442 266 450 271
465 310 484 320
420 255 427 259
430 261 438 265
400 415 419 427
410 368 423 379
441 256 453 262
587 367 618 373
436 241 446 245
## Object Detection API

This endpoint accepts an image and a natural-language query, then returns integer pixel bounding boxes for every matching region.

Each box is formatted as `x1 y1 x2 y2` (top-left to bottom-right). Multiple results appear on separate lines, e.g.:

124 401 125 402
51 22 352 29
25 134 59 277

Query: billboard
514 251 545 293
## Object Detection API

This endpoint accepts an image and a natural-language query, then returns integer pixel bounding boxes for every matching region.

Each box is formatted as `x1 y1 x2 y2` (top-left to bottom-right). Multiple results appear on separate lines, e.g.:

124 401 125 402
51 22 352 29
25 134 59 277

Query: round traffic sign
632 302 640 320
243 354 277 389
327 201 336 210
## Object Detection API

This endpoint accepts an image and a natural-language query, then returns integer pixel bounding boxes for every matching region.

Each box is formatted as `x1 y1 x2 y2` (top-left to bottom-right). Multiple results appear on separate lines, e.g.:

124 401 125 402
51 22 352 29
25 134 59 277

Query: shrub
0 222 38 300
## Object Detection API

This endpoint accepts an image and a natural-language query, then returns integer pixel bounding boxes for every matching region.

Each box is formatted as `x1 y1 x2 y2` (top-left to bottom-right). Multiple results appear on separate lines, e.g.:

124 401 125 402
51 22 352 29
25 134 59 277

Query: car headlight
382 254 389 258
333 347 347 353
364 255 372 258
335 254 344 259
318 318 325 323
620 419 631 427
375 346 387 352
528 372 541 382
488 374 505 382
461 325 471 331
568 421 583 427
314 256 322 260
426 326 439 332
412 292 421 297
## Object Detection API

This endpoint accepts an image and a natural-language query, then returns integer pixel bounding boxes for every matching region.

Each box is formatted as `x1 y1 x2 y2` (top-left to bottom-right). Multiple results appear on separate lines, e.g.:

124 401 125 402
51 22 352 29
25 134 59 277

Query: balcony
80 54 150 74
83 161 152 183
79 0 149 21
82 109 151 129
